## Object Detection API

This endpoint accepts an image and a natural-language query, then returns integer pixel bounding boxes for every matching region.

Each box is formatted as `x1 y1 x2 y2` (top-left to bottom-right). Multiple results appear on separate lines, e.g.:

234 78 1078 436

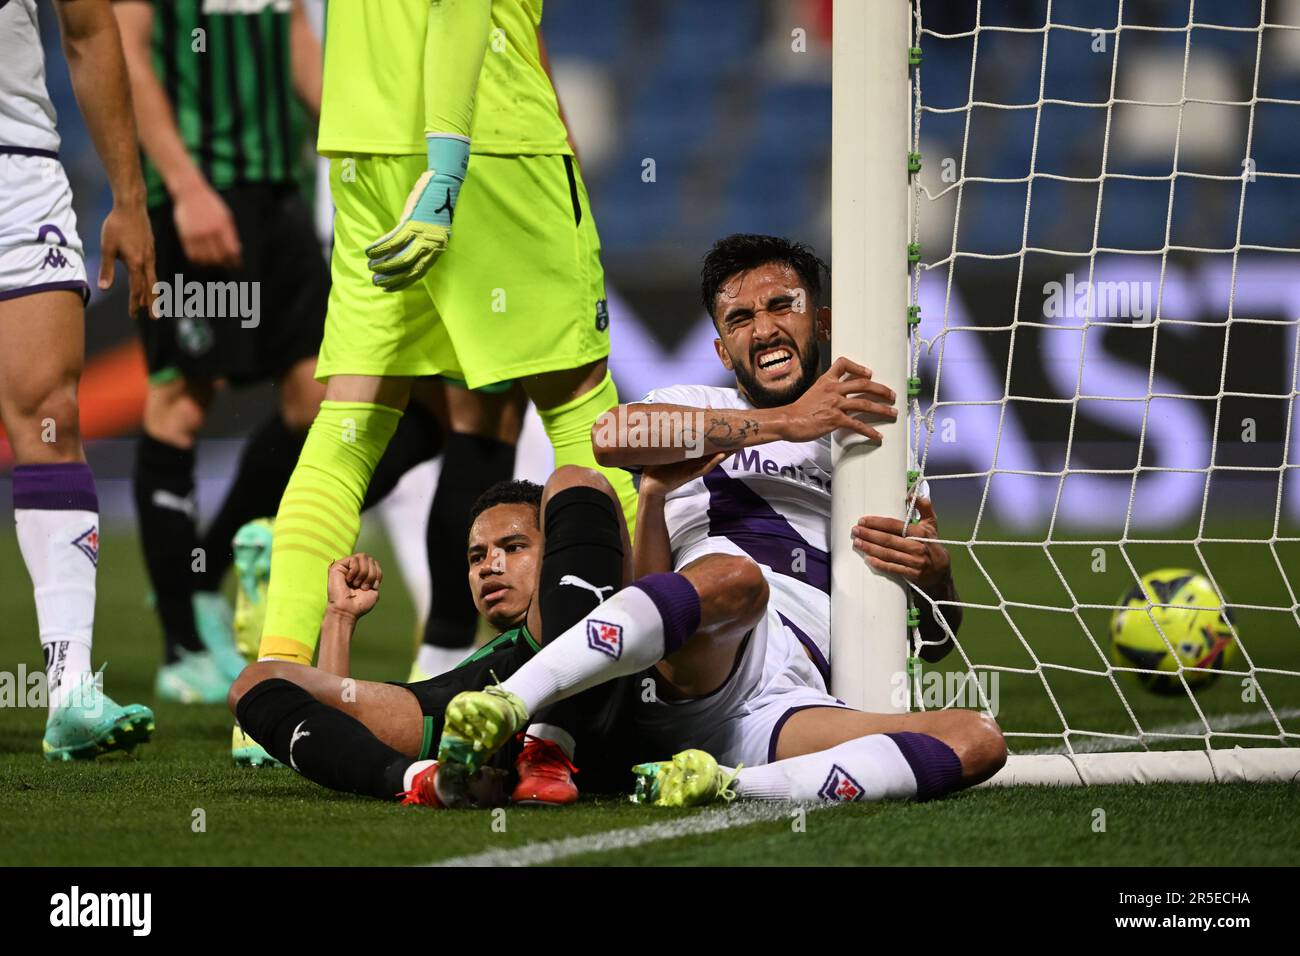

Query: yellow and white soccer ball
1109 568 1238 695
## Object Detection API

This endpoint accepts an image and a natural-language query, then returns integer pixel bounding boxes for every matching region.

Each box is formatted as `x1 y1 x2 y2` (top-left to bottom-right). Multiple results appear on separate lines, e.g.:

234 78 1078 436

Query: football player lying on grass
227 466 649 807
432 233 1008 806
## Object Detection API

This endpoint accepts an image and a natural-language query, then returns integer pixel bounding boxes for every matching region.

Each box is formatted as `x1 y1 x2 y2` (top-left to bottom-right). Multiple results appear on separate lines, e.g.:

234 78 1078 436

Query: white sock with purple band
500 572 702 716
13 463 100 713
732 732 964 803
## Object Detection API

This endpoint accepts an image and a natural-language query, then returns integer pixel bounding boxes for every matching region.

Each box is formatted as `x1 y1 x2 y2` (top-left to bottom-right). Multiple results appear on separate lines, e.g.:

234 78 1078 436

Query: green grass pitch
1 527 1296 867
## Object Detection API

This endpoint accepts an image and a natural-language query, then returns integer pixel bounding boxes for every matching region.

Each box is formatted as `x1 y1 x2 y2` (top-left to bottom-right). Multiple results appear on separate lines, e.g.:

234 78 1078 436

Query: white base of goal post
980 749 1300 788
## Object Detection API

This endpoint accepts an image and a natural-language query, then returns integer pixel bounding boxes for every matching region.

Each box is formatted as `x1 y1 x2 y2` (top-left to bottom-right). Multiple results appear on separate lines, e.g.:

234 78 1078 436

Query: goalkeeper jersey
317 0 572 158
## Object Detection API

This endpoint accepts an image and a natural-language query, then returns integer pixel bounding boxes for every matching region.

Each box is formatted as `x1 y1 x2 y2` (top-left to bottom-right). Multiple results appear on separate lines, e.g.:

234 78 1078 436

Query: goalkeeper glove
366 134 470 292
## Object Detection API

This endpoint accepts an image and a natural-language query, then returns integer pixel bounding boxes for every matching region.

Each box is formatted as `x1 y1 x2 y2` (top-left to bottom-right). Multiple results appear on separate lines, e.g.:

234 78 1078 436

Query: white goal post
835 0 1300 785
830 0 912 715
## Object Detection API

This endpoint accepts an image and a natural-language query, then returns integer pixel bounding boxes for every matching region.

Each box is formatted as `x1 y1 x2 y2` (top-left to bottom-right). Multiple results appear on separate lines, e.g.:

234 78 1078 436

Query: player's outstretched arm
55 0 156 316
593 358 898 468
316 554 383 678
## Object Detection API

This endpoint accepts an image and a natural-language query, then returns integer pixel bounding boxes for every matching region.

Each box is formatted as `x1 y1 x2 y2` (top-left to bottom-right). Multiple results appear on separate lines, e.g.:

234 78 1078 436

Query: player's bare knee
12 384 82 457
683 554 767 630
143 383 209 446
954 711 1007 784
227 661 291 714
278 361 325 432
544 463 613 501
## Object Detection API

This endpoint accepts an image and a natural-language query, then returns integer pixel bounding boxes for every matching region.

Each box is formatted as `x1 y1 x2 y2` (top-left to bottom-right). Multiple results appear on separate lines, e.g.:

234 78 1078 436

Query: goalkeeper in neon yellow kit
257 0 636 666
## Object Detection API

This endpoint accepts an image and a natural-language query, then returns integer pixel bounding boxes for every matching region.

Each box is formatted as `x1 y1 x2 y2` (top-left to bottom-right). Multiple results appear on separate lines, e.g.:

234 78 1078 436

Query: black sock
361 400 444 510
134 434 204 662
536 485 626 640
422 432 516 649
236 678 414 800
531 485 637 793
195 414 305 591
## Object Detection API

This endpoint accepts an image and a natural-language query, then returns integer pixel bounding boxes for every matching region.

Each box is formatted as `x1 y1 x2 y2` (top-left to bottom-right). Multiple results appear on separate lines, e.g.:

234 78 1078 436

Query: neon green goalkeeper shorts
317 152 610 388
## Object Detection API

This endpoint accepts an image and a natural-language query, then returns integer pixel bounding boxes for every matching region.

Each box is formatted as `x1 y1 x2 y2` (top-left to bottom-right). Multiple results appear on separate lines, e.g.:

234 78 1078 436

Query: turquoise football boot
193 591 245 681
232 518 274 661
231 519 280 768
43 674 155 761
154 648 229 704
231 724 283 769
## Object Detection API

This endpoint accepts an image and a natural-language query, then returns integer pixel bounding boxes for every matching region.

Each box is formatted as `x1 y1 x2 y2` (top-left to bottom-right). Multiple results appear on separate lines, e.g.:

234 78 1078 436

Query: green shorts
317 152 609 388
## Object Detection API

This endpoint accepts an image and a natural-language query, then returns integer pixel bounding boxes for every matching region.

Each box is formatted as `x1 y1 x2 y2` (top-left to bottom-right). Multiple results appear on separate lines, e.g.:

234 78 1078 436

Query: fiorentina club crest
72 526 99 567
818 763 865 802
586 619 623 659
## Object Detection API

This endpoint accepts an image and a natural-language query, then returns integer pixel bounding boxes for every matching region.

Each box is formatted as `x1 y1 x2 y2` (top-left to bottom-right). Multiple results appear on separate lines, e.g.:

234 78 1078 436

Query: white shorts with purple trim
0 153 88 304
631 589 845 769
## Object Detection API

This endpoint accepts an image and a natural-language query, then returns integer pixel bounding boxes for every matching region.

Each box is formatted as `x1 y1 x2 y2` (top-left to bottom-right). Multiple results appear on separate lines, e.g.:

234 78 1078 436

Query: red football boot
401 761 512 808
512 735 579 806
400 762 444 808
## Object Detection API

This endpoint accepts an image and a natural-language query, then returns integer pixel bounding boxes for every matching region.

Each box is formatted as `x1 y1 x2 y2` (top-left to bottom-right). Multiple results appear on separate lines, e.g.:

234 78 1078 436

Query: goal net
842 0 1300 784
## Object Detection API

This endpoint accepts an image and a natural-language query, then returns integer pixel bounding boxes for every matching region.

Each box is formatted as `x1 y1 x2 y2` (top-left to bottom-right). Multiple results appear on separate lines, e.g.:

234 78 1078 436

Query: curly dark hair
468 479 544 527
700 234 829 322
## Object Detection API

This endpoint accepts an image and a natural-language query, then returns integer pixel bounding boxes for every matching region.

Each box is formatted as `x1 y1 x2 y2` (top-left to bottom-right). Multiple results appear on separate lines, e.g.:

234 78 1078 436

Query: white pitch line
1020 707 1300 756
425 800 817 868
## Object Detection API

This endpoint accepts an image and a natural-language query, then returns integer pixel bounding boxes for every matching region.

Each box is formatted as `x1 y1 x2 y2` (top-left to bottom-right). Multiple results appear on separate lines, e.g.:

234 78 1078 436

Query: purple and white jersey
639 383 833 673
0 0 60 155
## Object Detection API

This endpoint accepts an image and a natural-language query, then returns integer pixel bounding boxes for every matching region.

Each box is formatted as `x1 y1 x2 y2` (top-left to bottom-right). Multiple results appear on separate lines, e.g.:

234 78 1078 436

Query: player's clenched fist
780 356 897 443
326 553 384 619
365 134 469 291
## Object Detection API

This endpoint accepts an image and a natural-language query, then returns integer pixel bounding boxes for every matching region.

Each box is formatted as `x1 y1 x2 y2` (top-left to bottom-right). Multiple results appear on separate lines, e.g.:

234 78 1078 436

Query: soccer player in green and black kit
257 0 637 668
114 0 329 703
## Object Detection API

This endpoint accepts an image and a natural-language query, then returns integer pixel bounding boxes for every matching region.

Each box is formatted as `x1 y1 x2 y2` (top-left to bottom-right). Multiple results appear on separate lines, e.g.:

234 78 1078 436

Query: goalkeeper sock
258 401 402 664
733 732 963 802
500 572 699 715
536 371 638 536
236 678 412 800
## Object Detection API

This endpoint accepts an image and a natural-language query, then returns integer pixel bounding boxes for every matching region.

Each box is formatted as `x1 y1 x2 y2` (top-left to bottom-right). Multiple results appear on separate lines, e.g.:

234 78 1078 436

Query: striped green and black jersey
143 0 303 207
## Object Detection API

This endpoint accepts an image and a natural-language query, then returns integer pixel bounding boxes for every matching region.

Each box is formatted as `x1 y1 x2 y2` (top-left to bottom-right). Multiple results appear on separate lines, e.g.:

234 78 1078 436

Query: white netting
905 0 1300 776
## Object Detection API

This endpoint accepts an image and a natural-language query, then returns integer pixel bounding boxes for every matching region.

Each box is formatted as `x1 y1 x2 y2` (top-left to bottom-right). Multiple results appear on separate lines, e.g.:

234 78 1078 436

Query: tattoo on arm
703 417 761 448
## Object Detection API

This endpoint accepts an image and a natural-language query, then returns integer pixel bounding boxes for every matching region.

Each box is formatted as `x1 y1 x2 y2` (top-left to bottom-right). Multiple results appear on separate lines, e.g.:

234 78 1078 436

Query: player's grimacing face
712 262 825 408
467 503 540 630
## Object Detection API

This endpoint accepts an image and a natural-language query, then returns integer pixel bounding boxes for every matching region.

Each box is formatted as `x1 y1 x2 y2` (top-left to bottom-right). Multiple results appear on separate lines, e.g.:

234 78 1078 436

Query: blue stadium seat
541 0 628 62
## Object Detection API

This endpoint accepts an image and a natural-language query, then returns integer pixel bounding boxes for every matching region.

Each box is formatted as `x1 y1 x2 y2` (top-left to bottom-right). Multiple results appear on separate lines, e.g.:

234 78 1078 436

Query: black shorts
140 182 327 385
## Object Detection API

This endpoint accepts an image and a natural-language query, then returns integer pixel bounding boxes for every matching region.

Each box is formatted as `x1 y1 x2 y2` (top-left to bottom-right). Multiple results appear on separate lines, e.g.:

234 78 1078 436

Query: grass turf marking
425 800 821 867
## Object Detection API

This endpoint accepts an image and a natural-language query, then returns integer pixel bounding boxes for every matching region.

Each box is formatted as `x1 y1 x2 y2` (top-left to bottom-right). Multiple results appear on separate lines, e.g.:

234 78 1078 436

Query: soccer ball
1109 568 1238 695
